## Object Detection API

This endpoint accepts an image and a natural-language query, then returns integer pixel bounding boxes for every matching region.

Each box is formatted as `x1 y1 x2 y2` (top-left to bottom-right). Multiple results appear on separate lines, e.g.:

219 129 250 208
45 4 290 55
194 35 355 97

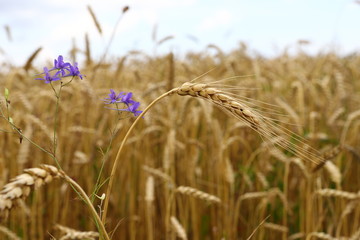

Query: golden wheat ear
54 224 99 240
176 82 260 128
0 164 65 219
174 82 324 165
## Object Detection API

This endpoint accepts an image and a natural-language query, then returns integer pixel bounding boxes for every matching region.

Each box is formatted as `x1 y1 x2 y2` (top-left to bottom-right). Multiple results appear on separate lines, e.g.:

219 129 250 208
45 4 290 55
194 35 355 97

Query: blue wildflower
104 90 143 117
121 92 136 106
104 89 124 104
35 67 61 83
63 62 84 79
118 101 143 117
35 55 84 84
50 55 71 76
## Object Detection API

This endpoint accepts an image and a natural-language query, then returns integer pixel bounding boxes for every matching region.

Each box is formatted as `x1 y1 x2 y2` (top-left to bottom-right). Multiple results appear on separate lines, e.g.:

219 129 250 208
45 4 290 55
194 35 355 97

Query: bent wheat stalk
102 81 323 223
0 165 110 240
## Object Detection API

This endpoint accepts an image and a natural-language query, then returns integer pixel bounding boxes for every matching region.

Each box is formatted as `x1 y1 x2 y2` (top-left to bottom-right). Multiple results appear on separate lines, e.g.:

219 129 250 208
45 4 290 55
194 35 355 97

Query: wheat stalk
0 165 110 240
142 165 174 185
23 47 42 72
313 145 343 172
0 164 65 218
175 82 323 165
327 107 345 126
335 71 346 101
176 82 261 128
316 189 360 200
256 172 269 189
291 158 309 178
289 232 305 240
0 225 21 240
324 161 341 184
350 228 360 240
176 186 221 204
239 191 271 201
87 5 102 35
224 157 235 186
263 222 288 233
55 224 99 240
170 216 188 240
306 232 336 240
341 109 360 143
102 80 321 222
145 176 155 203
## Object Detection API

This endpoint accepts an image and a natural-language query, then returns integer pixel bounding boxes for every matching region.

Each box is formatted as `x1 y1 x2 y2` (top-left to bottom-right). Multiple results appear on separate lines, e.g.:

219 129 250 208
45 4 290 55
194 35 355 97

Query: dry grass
0 42 360 240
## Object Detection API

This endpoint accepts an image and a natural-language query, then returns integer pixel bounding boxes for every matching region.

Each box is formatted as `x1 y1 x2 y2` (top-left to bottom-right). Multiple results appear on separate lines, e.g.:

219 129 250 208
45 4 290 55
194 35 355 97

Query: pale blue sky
0 0 359 65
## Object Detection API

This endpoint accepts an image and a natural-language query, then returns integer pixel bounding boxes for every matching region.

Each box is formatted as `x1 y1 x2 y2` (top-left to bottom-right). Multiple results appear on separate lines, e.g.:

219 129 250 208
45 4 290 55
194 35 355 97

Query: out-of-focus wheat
176 186 221 203
55 224 99 240
0 164 64 218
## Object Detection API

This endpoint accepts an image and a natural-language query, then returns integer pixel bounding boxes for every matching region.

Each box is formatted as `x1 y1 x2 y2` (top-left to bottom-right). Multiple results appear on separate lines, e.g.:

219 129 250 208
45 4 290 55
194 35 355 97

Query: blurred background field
1 1 360 240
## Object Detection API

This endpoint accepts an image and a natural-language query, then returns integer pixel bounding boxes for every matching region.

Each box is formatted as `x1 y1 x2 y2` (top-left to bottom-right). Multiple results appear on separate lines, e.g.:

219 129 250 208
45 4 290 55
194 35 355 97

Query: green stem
64 175 111 240
51 82 62 159
101 88 178 224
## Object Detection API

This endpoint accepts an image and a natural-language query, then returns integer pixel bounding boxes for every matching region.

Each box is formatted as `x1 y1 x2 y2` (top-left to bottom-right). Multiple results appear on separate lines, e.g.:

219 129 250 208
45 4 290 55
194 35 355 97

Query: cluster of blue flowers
35 55 84 83
35 55 142 117
104 89 143 117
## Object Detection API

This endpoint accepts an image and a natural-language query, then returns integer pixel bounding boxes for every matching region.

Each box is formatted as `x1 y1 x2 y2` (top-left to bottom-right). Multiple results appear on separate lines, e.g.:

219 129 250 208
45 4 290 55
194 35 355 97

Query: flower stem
101 88 178 224
64 175 111 240
51 82 63 159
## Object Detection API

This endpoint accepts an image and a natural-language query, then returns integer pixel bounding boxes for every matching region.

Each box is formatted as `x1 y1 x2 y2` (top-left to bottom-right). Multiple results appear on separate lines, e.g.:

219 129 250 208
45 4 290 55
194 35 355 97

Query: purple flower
104 89 124 104
121 92 136 106
118 101 143 117
50 55 71 76
35 55 84 84
104 90 143 117
35 67 61 83
63 62 84 79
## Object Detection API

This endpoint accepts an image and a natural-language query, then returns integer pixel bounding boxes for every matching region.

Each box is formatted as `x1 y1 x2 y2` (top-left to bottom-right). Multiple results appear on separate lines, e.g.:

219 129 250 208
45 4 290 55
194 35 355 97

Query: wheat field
0 38 360 240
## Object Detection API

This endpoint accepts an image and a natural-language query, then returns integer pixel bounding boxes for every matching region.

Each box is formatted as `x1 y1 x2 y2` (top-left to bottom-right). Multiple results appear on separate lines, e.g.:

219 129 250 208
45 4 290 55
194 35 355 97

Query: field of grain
0 40 360 240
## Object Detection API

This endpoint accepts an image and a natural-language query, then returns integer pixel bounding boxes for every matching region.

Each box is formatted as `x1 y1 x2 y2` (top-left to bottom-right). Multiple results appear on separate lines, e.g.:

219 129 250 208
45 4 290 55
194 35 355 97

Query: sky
0 0 359 65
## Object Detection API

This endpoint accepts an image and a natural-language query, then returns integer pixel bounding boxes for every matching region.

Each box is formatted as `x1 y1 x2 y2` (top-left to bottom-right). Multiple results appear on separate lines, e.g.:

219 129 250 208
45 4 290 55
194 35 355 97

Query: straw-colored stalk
170 216 188 240
324 161 341 185
263 222 288 233
87 5 102 35
306 232 336 240
312 145 343 172
176 186 221 204
142 165 174 185
55 224 99 240
145 176 154 240
0 164 65 218
0 165 110 240
316 189 360 200
0 225 21 240
350 228 360 240
341 109 360 143
177 82 261 129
